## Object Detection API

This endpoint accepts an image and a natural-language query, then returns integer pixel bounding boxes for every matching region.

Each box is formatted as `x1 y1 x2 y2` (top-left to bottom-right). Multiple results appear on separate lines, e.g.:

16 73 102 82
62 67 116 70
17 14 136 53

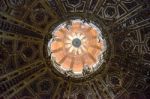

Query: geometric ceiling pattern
0 0 150 99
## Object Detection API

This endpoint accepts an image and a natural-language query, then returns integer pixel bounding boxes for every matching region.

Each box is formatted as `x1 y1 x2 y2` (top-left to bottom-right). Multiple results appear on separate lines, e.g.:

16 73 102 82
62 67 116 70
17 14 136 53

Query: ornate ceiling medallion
48 19 107 78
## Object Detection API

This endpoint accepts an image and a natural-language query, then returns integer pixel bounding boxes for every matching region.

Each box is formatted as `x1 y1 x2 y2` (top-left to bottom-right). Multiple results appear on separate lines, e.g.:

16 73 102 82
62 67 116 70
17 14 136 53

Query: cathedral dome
0 0 149 99
48 19 107 77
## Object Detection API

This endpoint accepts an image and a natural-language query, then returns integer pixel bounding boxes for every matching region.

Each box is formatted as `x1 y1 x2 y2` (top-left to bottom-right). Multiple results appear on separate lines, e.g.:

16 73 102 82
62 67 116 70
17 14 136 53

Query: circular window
48 19 107 78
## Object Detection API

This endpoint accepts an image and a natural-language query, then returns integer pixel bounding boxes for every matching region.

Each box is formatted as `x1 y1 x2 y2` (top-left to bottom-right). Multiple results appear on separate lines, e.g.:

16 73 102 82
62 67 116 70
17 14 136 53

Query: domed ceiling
0 0 150 99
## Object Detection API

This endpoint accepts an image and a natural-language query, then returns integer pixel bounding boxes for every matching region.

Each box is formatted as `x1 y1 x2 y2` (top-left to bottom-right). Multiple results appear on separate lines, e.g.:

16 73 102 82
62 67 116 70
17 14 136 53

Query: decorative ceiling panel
0 0 150 99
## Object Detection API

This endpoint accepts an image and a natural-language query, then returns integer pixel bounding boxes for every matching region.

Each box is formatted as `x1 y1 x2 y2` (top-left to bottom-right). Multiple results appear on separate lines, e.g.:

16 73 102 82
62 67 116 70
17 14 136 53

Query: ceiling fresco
0 0 150 99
